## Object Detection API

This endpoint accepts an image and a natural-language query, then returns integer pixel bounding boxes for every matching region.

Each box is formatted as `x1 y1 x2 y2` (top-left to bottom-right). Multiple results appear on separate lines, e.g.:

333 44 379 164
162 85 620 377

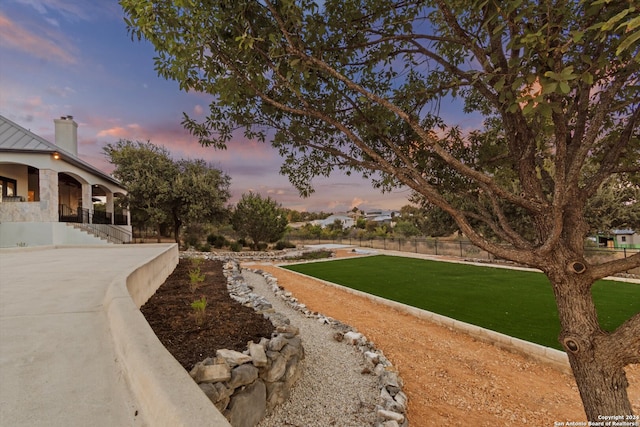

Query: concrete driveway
0 245 175 427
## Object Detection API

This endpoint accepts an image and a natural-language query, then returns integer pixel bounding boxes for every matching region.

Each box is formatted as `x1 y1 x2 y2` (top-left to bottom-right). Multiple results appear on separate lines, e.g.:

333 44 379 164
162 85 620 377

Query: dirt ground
141 259 275 370
250 251 639 426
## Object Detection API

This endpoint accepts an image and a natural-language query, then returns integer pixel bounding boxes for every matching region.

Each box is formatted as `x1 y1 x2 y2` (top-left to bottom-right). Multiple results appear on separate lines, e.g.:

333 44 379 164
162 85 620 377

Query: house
612 229 640 249
313 214 355 229
364 209 400 225
0 114 132 247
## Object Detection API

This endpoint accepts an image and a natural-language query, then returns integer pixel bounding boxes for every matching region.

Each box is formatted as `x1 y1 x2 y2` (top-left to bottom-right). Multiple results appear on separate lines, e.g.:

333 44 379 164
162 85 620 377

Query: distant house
0 114 131 247
612 229 640 249
364 209 400 225
314 214 355 229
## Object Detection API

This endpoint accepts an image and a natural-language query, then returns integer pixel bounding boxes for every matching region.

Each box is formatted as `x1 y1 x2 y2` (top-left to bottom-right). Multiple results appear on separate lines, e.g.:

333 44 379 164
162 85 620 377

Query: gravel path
241 269 380 427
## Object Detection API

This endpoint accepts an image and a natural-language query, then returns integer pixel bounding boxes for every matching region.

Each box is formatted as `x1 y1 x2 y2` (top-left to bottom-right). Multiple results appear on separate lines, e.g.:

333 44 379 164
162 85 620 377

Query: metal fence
285 235 640 275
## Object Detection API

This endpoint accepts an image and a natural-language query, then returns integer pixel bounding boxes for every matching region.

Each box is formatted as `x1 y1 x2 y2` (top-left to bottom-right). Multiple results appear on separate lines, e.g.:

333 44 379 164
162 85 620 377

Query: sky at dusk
0 0 478 212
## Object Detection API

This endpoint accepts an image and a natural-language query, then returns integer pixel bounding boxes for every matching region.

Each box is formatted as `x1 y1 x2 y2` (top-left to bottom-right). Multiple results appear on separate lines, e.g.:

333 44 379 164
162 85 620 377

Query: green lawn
283 255 640 350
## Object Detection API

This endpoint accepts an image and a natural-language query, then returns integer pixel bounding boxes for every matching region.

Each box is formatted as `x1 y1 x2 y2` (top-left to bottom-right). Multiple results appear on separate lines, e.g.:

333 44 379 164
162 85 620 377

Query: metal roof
0 115 59 152
0 114 124 188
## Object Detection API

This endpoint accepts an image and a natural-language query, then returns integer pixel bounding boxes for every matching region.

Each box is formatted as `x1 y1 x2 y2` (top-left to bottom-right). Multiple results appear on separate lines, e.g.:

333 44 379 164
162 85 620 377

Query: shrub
207 234 228 249
199 243 211 252
289 250 333 260
188 267 205 292
275 240 296 250
184 234 200 249
190 297 207 326
257 242 268 251
229 241 243 252
237 238 247 247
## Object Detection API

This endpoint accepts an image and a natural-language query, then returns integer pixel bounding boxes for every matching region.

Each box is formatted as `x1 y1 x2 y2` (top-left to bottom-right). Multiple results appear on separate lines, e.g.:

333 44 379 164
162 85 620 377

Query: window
0 176 17 202
621 236 627 243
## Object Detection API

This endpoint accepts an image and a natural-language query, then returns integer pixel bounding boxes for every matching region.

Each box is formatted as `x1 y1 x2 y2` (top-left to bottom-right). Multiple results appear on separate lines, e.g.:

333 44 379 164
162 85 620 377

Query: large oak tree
121 0 639 419
104 140 230 243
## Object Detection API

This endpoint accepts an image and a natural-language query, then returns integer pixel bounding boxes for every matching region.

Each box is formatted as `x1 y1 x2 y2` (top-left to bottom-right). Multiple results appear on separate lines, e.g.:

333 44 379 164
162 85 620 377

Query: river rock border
239 262 409 427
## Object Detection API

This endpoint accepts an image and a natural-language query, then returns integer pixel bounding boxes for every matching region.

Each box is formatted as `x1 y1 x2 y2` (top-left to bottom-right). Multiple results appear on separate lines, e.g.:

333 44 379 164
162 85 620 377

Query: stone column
106 192 114 224
39 169 58 222
82 183 92 222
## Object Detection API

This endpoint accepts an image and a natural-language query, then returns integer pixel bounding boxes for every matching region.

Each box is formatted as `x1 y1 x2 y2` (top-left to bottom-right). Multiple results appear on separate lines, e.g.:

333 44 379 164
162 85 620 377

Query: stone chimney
54 115 78 156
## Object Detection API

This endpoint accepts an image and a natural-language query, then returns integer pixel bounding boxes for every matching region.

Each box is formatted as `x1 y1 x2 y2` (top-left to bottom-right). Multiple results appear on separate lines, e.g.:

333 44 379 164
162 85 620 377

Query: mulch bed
140 258 275 370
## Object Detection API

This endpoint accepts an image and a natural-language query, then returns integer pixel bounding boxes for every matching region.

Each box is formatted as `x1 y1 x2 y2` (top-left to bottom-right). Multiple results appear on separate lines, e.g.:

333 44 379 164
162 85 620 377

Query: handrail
71 223 132 244
59 204 128 226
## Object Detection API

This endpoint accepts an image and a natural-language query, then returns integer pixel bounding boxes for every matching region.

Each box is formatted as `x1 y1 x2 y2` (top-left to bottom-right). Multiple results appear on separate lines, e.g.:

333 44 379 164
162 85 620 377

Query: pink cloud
0 12 77 65
96 123 143 138
350 197 368 209
73 116 411 212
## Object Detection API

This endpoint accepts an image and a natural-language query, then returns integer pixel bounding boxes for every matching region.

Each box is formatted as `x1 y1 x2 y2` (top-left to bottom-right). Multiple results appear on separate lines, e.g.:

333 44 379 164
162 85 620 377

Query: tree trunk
173 220 181 244
547 264 636 420
566 346 634 420
173 212 182 245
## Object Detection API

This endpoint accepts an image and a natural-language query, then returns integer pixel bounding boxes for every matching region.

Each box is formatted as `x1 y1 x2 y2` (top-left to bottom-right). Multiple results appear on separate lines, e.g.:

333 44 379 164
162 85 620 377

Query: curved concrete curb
103 243 232 427
275 266 571 375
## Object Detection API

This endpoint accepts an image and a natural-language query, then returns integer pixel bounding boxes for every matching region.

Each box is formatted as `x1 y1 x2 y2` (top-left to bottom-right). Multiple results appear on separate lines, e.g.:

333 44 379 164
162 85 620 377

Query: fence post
435 239 438 255
459 240 463 258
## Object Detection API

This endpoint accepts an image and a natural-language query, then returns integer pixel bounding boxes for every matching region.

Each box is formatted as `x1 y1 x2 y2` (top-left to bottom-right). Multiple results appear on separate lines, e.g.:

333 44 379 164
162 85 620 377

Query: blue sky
0 0 475 212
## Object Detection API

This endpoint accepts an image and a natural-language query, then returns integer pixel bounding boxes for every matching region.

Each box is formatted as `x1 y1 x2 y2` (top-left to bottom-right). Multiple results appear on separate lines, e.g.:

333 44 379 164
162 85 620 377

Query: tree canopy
121 0 640 419
104 140 230 243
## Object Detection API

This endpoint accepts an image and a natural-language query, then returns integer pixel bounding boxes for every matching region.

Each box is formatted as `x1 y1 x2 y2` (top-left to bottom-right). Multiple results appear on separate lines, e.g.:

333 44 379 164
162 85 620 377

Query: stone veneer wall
184 254 408 427
0 202 48 222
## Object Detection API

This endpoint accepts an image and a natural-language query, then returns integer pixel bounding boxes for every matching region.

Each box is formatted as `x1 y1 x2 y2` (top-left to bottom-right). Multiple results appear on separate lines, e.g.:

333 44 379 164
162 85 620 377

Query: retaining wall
104 243 232 427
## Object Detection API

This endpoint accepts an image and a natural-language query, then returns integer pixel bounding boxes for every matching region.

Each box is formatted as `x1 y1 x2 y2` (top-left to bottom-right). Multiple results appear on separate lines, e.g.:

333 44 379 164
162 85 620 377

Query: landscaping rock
265 380 289 408
191 360 232 383
248 342 268 367
263 353 287 382
217 349 253 367
228 364 259 389
377 407 405 424
225 380 267 427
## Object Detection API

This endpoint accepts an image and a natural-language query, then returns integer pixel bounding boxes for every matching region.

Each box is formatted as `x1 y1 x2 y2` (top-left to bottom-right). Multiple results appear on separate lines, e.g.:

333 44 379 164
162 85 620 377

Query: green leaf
617 31 640 56
581 72 594 85
542 81 558 94
626 15 640 31
601 9 630 31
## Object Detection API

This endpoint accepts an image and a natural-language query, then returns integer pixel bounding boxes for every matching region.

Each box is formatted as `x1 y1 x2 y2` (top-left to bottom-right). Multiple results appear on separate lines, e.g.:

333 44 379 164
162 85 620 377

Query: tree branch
588 252 640 282
604 312 640 366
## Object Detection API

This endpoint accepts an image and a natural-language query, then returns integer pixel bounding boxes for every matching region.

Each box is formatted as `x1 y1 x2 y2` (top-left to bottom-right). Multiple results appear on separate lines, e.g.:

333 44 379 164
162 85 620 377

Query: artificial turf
283 255 640 350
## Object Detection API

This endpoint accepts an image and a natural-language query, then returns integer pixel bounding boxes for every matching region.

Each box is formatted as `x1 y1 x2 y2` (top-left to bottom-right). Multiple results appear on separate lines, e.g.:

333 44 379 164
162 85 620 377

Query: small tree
393 220 421 238
231 192 288 250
